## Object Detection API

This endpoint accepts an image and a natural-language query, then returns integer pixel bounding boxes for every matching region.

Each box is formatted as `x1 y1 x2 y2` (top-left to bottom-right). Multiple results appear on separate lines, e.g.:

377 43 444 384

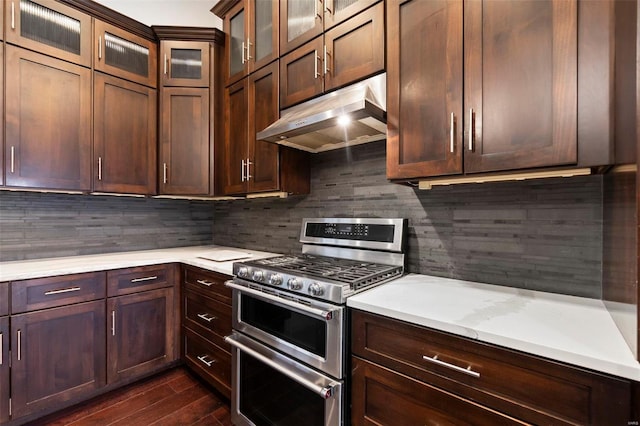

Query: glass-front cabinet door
160 40 210 87
248 0 279 73
94 19 158 88
5 0 92 66
280 0 323 55
224 1 247 86
323 0 379 30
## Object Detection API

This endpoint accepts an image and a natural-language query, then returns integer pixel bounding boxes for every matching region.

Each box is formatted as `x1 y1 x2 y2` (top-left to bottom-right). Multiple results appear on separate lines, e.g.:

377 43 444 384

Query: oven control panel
300 218 406 253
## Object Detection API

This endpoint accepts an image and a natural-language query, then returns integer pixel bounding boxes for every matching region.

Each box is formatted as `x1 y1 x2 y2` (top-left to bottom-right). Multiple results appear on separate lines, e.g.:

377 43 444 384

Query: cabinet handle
468 108 474 151
450 112 455 153
197 354 215 367
163 163 168 184
111 311 116 336
325 0 332 14
422 354 480 378
246 158 252 180
241 41 246 64
314 50 320 79
130 275 158 283
98 36 102 60
44 286 81 296
196 279 214 287
11 2 15 30
241 159 246 182
246 38 252 60
17 330 22 361
197 313 217 322
323 45 329 75
98 157 102 181
10 146 15 174
0 332 3 365
314 0 322 19
164 54 168 75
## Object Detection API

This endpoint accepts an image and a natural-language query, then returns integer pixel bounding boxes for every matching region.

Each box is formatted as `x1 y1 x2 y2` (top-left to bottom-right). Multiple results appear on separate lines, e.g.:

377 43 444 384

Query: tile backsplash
213 141 603 298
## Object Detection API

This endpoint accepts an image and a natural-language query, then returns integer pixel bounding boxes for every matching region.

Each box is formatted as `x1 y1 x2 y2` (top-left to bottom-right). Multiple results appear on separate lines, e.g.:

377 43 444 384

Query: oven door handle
226 281 337 321
225 335 336 399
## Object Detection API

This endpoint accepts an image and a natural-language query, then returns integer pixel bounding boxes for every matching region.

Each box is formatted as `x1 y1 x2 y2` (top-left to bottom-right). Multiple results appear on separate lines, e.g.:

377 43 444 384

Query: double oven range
225 218 407 426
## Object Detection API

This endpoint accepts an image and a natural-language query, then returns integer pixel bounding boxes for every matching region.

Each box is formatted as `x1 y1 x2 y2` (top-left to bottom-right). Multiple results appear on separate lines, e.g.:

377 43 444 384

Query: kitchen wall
213 141 604 299
0 191 213 261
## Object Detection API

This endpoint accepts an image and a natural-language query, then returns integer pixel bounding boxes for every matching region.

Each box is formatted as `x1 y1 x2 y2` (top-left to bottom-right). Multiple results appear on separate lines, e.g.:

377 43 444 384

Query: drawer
0 282 8 316
183 289 232 345
11 272 106 313
107 264 176 297
183 327 231 398
183 266 231 305
351 356 522 426
351 310 631 426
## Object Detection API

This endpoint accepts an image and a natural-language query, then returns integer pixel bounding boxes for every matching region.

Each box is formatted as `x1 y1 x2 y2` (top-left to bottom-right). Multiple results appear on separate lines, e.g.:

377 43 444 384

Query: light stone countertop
347 273 640 381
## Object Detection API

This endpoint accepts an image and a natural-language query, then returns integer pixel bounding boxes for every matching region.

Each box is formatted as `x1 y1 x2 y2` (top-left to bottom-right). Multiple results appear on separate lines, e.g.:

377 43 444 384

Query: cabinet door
324 0 379 30
11 301 106 419
5 0 92 67
248 0 279 73
324 1 384 92
280 36 324 108
0 317 8 425
464 0 577 173
160 40 210 87
183 327 231 398
248 62 280 193
386 0 463 180
160 87 211 195
107 288 176 384
94 73 157 195
223 78 249 195
224 0 249 86
280 0 324 55
0 283 7 316
6 46 92 190
94 19 158 88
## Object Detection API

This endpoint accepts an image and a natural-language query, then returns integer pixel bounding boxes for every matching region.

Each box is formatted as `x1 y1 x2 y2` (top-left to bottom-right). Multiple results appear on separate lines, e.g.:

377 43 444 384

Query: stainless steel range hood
256 73 386 153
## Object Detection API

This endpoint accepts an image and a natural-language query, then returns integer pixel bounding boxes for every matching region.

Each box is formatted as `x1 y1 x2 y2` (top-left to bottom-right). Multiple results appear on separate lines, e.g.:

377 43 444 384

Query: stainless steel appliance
225 218 406 426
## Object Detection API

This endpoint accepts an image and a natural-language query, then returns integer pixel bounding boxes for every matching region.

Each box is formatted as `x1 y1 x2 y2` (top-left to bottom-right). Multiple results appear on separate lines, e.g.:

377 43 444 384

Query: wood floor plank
190 413 222 426
166 372 200 393
149 394 223 426
210 405 233 426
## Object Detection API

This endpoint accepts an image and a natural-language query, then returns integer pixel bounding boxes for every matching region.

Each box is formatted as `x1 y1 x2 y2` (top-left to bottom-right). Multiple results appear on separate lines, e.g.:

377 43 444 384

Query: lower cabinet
0 316 9 424
181 266 232 398
351 309 632 426
10 301 106 419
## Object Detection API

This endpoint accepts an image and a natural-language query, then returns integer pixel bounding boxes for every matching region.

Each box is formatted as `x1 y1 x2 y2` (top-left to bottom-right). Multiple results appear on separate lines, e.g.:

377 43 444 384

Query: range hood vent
257 73 387 153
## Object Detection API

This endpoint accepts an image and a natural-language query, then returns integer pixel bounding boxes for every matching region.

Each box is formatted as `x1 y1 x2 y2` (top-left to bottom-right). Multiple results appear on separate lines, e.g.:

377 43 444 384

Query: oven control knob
308 283 324 297
287 278 303 290
253 270 265 282
237 267 249 278
269 274 283 286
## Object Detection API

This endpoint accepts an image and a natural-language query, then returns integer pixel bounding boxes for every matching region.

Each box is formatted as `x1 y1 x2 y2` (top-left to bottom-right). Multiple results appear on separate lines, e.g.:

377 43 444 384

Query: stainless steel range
225 218 406 426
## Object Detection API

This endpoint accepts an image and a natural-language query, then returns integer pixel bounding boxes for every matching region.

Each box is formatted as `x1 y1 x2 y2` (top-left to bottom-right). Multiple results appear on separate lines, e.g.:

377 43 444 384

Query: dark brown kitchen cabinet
160 40 211 87
106 264 176 297
0 44 3 188
93 72 157 195
222 0 279 86
0 283 8 316
107 287 176 384
181 266 233 398
279 1 384 108
351 310 632 425
11 300 106 419
387 0 578 180
0 316 8 425
94 19 158 88
223 61 309 196
279 0 380 55
5 45 92 191
4 0 92 67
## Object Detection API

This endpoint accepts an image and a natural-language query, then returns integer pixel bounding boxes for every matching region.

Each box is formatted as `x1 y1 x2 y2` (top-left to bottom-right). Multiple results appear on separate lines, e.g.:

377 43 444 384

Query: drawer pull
197 354 215 367
422 355 480 378
130 275 158 283
44 286 81 296
196 279 214 287
17 330 22 361
197 313 217 322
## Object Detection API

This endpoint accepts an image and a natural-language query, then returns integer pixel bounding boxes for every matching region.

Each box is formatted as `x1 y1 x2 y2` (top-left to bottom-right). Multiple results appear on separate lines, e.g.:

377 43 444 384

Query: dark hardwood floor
26 368 231 426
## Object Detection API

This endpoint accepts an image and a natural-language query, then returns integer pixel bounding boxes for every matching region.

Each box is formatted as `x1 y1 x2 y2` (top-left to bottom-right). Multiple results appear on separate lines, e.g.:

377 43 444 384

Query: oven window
241 295 327 357
240 352 325 426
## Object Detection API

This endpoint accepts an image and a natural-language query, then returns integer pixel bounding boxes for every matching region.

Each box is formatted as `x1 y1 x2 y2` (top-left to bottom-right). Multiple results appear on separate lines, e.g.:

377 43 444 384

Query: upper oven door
227 279 345 379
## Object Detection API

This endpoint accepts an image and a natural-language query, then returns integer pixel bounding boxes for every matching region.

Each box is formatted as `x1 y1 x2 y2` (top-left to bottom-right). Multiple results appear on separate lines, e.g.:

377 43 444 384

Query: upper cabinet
94 19 158 88
5 0 92 67
279 0 378 55
224 0 279 86
279 0 384 108
160 40 211 87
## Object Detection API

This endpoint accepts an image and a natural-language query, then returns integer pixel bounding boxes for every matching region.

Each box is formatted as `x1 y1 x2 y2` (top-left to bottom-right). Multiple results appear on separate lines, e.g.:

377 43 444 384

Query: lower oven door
226 332 343 426
227 279 345 378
